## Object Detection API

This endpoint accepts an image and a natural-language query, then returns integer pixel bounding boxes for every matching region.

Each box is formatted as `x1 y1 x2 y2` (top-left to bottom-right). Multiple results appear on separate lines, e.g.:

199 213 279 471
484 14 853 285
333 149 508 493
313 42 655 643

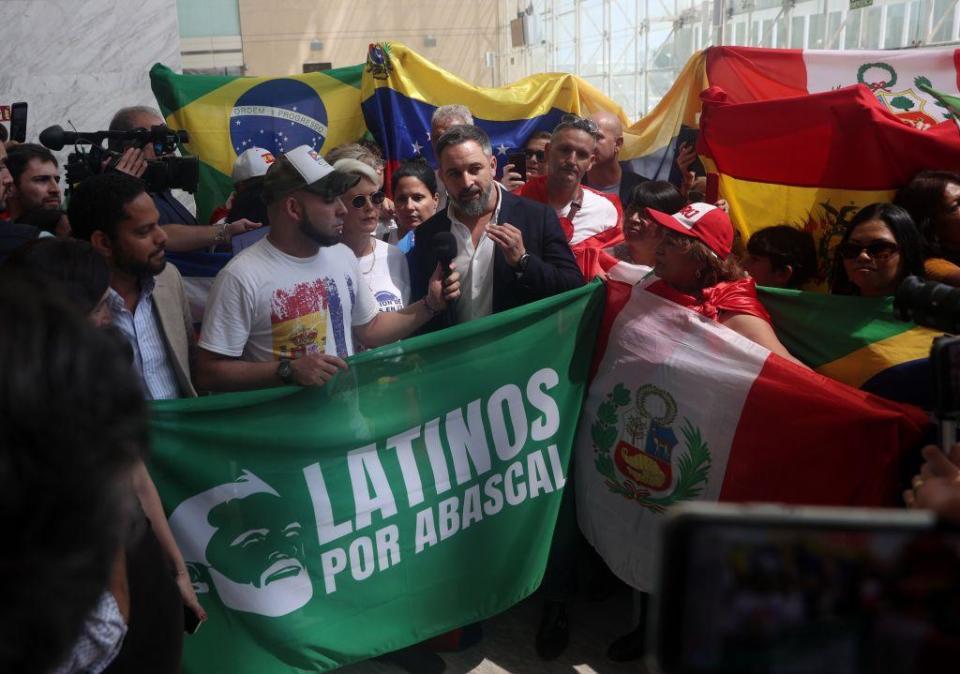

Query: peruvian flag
707 46 960 127
575 282 929 592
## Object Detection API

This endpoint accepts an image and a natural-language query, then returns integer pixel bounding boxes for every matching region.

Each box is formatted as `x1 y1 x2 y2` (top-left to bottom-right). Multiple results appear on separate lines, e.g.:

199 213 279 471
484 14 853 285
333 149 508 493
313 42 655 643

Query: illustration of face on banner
169 470 313 618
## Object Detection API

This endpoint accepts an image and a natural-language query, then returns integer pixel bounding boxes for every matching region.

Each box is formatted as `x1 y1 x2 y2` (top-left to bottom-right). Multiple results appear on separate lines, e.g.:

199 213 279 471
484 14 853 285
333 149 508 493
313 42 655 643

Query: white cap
231 147 276 183
284 144 335 183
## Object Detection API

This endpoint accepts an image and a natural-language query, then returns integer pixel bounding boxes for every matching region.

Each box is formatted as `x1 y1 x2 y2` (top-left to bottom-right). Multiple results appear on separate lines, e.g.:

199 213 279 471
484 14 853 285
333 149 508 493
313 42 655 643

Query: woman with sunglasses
830 203 923 297
609 181 686 266
333 159 410 313
390 160 440 254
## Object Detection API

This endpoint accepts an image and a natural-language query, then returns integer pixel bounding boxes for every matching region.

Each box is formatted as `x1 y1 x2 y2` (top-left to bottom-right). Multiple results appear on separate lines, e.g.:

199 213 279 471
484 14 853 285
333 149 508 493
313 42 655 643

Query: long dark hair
894 170 960 259
625 180 686 215
829 203 923 295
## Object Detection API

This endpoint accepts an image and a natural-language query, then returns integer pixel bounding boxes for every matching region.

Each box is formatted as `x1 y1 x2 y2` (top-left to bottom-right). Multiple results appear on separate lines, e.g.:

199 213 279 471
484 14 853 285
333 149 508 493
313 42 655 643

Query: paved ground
340 589 650 674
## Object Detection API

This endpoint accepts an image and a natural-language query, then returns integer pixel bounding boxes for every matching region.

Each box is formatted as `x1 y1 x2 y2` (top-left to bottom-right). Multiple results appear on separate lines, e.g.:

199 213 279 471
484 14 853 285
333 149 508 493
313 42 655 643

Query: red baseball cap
646 202 733 258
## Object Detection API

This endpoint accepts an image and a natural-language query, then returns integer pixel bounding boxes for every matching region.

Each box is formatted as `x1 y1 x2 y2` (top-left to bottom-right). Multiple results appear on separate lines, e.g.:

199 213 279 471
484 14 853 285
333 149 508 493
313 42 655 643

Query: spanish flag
698 83 960 285
359 42 628 187
150 63 367 221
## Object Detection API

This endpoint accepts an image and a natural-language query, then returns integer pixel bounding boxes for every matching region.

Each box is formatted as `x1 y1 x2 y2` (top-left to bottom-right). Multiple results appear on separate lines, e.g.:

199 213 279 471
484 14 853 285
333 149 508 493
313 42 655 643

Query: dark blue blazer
409 189 584 331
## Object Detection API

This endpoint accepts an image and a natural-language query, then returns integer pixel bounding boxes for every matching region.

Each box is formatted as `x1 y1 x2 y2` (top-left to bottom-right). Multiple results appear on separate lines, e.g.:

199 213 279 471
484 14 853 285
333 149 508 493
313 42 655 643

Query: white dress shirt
448 184 504 323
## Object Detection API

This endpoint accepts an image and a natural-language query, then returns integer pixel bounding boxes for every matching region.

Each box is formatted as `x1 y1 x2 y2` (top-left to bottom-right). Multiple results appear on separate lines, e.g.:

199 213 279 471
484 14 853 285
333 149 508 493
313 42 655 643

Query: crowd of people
3 97 960 674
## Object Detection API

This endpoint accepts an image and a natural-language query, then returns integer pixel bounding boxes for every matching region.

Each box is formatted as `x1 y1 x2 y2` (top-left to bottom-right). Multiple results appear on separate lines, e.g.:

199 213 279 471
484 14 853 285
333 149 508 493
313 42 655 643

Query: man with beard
0 143 45 263
195 145 460 393
409 124 583 331
4 143 62 222
69 172 197 399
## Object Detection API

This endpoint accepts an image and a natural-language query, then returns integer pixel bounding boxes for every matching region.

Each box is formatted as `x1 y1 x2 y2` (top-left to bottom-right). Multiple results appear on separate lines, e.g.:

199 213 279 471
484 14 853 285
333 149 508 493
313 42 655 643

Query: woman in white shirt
332 158 410 313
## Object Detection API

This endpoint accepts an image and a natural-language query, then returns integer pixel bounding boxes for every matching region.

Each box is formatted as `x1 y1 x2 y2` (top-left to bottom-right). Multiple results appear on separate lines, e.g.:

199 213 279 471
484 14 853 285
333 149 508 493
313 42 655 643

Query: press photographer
38 106 261 252
109 106 261 251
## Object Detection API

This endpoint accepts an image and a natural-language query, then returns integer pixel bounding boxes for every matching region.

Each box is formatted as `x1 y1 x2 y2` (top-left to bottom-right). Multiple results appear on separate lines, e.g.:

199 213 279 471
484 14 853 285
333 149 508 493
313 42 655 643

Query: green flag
149 281 604 672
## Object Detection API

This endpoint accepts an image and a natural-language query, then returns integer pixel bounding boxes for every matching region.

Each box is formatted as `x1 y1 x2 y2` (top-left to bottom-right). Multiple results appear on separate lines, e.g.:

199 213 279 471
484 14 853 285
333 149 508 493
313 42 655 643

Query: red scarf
513 175 623 279
646 277 772 323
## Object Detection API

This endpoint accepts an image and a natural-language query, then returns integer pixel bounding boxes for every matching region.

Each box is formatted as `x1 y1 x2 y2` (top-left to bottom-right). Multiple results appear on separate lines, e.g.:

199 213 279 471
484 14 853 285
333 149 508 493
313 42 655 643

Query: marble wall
0 0 181 159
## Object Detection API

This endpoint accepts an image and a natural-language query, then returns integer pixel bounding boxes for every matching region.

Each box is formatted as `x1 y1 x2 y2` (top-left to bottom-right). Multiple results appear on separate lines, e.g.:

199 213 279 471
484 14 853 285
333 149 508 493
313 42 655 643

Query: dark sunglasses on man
555 113 600 137
838 240 900 260
350 191 386 209
524 148 546 161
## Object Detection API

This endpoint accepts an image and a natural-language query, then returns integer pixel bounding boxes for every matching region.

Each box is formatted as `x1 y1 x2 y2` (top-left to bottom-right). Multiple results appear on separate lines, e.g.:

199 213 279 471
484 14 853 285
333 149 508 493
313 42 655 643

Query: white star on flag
496 143 508 156
234 120 241 126
411 140 423 154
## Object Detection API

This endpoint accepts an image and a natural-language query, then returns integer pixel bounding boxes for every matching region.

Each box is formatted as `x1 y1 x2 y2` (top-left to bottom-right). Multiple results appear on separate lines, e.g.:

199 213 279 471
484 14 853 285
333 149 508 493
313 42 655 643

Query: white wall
0 0 181 155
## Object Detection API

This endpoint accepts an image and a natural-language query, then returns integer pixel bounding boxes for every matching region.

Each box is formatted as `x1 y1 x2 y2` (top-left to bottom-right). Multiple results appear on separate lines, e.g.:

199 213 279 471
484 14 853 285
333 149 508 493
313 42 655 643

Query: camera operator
109 106 261 252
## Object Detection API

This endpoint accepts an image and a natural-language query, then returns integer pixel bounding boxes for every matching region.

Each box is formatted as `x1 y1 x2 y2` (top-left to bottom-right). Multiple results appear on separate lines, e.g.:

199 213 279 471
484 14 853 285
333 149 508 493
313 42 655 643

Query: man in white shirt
514 114 622 246
196 145 459 392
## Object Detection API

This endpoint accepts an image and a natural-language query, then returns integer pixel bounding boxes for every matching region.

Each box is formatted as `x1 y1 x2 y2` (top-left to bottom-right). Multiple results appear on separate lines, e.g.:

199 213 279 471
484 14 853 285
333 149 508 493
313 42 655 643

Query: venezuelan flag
359 42 628 188
150 63 367 222
759 287 941 409
698 84 960 286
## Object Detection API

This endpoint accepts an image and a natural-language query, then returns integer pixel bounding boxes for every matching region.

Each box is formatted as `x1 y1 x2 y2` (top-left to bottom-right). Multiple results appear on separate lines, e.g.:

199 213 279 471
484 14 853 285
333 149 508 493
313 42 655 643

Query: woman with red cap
645 202 803 365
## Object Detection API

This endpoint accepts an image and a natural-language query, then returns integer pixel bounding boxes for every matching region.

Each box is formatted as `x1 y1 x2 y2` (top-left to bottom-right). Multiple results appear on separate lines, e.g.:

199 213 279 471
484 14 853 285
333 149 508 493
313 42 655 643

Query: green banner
149 281 604 672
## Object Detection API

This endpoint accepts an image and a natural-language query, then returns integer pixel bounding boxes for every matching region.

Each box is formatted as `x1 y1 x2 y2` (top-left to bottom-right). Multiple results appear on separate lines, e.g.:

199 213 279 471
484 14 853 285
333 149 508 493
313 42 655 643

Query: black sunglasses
555 113 600 136
350 191 386 209
524 148 545 161
838 240 900 260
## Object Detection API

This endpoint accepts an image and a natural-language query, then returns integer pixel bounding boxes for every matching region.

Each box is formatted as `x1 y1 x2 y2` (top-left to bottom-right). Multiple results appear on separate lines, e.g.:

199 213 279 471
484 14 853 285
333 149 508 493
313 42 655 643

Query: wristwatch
277 358 295 385
514 252 531 276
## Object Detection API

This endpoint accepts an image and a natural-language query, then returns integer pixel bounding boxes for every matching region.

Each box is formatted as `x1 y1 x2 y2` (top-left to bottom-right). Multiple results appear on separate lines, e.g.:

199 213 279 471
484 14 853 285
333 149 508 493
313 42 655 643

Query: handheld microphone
433 231 457 279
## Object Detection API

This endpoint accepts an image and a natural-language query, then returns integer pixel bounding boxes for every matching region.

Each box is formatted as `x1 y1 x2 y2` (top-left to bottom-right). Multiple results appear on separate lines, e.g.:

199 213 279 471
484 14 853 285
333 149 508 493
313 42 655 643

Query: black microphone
38 125 74 150
38 125 123 150
433 231 457 279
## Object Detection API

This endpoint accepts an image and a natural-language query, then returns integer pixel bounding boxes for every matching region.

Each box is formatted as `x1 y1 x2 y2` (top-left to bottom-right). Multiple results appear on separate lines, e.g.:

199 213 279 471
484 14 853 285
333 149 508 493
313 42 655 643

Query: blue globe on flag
229 79 329 158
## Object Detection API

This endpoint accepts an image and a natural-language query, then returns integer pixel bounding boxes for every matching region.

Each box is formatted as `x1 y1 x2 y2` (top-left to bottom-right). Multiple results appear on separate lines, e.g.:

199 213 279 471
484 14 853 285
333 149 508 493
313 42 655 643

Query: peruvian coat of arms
592 383 711 514
856 62 946 130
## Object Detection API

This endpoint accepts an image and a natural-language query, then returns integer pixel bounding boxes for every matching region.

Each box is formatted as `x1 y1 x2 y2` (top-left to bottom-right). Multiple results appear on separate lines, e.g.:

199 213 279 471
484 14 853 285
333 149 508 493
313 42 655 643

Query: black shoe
535 600 569 660
376 646 447 674
606 621 645 662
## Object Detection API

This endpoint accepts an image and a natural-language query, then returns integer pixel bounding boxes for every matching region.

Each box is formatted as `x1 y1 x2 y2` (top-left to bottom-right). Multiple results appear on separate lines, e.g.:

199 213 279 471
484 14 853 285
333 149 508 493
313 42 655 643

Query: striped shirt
107 277 181 400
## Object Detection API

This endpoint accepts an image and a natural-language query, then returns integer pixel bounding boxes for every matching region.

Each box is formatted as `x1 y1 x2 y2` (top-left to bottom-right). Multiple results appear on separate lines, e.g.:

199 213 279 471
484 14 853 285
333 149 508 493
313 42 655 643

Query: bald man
584 110 647 207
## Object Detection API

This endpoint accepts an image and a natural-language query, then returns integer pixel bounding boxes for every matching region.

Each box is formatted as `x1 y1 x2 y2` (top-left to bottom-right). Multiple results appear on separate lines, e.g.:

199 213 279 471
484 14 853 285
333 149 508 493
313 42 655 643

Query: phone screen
10 102 27 143
656 516 960 674
505 151 527 181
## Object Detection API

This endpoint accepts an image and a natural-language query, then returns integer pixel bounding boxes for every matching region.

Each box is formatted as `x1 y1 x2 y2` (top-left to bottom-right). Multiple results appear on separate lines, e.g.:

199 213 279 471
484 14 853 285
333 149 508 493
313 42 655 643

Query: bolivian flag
759 287 942 409
150 63 367 222
698 83 960 285
359 42 628 187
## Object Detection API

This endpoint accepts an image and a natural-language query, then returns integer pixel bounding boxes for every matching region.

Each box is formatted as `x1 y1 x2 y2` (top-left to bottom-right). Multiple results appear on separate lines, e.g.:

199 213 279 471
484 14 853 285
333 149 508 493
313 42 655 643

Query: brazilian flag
150 63 366 223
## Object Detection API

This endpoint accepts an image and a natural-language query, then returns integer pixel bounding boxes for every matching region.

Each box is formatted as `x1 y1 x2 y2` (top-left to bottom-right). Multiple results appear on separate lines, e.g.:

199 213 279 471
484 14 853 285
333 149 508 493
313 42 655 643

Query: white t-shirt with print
359 238 410 313
560 187 619 245
200 237 379 361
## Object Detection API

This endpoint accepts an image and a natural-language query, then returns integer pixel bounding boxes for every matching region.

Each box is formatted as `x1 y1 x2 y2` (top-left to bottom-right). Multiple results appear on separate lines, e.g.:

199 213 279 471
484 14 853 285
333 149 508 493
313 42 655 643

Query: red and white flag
575 283 929 592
